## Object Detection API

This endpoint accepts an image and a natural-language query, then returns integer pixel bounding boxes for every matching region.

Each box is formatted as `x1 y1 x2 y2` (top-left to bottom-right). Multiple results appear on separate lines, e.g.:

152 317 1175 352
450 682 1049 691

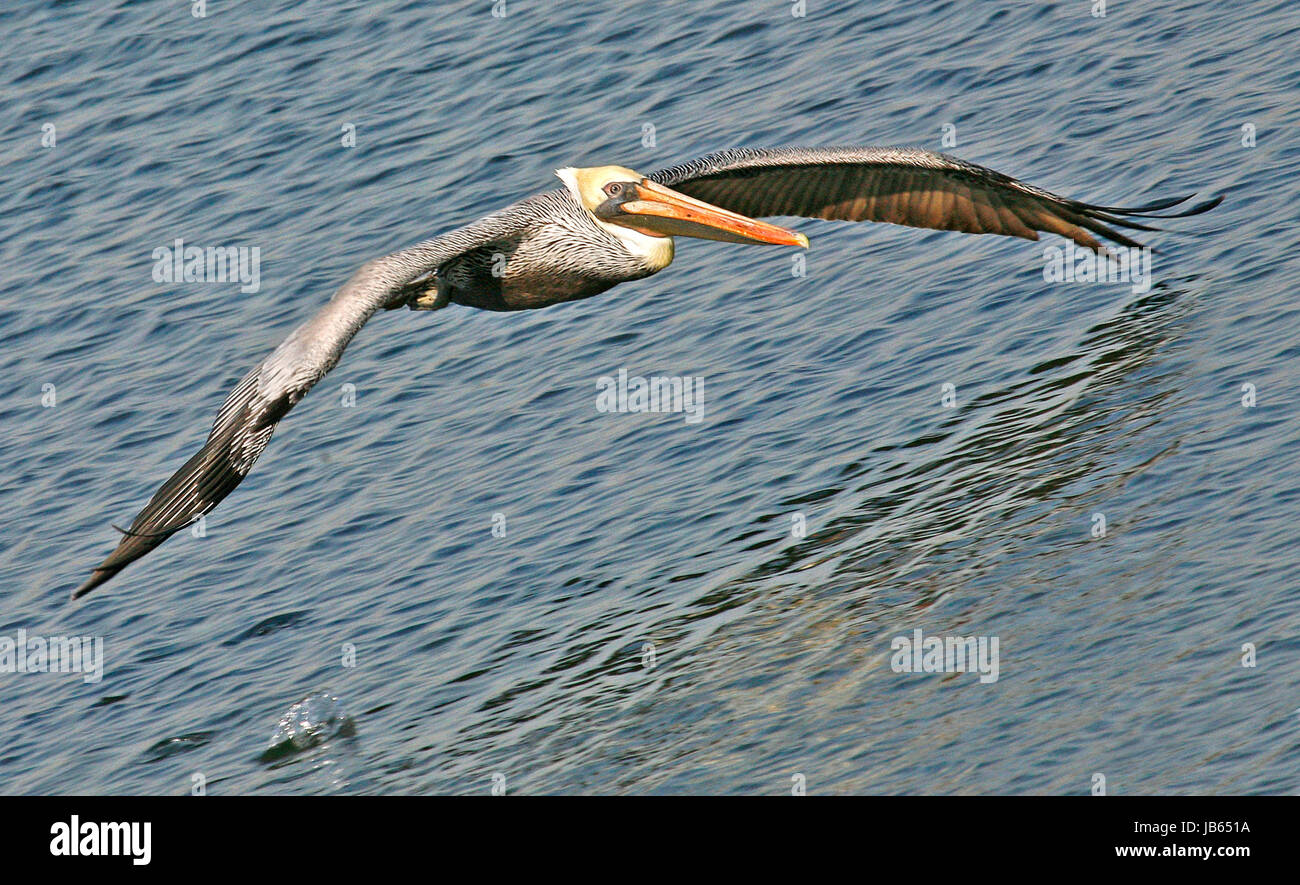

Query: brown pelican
73 146 1220 598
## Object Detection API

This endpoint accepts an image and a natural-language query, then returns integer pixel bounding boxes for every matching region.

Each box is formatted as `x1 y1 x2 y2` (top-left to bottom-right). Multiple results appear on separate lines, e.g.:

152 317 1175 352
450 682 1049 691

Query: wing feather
73 215 532 598
650 147 1222 252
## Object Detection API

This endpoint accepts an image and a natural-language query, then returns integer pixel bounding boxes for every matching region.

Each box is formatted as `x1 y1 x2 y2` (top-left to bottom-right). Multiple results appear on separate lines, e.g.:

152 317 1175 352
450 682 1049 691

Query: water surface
1 0 1297 794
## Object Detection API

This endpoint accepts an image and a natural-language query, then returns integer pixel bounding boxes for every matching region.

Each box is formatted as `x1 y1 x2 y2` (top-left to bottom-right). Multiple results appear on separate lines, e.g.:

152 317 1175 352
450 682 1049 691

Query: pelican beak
619 179 809 247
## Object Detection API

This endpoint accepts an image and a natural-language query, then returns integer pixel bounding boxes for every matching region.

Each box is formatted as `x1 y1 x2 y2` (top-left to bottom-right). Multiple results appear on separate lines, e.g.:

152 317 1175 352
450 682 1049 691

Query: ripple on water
262 693 357 763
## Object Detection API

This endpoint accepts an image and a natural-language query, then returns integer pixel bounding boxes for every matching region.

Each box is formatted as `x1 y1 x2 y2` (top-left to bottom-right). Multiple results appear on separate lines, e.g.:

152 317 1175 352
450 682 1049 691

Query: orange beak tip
795 232 809 249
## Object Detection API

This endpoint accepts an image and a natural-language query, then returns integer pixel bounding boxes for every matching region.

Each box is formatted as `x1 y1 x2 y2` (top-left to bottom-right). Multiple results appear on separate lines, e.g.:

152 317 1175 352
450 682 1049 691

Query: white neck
597 218 675 269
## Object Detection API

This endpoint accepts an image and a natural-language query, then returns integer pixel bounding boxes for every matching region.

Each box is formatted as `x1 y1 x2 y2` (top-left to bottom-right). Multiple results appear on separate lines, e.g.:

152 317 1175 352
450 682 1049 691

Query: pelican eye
603 182 624 197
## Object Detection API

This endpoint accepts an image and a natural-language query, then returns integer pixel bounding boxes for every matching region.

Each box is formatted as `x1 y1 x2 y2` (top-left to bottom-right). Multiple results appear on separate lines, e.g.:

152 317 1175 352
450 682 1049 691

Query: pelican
73 146 1221 598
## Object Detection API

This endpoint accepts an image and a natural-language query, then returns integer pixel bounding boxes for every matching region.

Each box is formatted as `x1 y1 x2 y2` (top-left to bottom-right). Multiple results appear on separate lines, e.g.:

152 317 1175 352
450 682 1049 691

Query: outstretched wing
650 147 1221 252
73 215 525 599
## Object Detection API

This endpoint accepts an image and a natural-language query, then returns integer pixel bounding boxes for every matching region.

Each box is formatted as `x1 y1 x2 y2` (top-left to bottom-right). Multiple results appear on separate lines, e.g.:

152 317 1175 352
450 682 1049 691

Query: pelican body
74 146 1220 597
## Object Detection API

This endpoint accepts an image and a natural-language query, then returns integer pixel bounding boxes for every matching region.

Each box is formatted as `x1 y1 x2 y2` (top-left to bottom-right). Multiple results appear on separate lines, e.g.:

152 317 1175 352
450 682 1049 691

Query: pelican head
556 165 809 248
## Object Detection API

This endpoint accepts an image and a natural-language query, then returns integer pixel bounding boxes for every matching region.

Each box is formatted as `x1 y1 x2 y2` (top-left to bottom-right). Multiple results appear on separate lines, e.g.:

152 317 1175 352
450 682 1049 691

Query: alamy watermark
890 628 999 684
0 629 103 683
50 816 150 865
152 238 260 293
596 368 704 424
1043 243 1152 295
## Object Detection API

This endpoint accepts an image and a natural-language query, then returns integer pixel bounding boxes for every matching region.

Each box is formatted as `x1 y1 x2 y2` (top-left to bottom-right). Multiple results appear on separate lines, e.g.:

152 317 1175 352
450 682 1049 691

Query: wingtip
1195 193 1226 213
71 569 114 601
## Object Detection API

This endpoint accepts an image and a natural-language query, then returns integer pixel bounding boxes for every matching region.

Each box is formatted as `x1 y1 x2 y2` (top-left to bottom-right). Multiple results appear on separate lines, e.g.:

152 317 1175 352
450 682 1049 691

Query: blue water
2 0 1297 794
